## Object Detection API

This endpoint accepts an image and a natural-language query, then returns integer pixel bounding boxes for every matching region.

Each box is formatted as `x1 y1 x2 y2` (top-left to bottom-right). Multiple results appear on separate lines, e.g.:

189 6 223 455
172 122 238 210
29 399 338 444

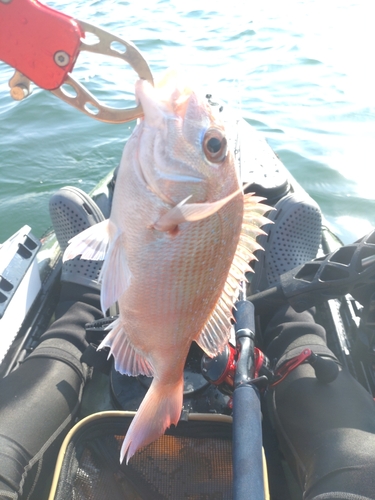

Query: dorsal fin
196 193 272 357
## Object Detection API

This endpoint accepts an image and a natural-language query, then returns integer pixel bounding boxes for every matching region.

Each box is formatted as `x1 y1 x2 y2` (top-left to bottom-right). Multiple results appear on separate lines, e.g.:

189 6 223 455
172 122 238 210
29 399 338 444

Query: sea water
1 0 374 244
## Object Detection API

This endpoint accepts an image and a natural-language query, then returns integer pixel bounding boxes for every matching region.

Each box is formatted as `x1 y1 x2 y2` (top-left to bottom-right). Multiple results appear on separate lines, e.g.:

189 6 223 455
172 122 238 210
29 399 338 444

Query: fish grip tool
0 0 154 123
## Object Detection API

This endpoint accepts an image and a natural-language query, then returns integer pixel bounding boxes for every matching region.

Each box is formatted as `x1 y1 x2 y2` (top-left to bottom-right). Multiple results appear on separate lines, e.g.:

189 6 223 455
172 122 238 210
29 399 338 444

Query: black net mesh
55 418 233 500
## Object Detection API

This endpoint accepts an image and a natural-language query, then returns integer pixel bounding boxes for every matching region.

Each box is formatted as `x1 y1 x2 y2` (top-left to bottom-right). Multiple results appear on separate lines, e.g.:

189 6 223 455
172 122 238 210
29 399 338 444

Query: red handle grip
0 0 83 90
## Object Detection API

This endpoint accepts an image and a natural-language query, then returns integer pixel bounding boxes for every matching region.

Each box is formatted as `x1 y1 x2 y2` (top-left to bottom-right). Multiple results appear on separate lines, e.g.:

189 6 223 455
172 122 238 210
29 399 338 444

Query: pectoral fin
63 219 111 262
154 185 245 233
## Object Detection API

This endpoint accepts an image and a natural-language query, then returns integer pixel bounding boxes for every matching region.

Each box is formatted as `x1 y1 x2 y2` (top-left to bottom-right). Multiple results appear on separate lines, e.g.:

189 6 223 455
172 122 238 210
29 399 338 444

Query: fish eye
203 128 227 163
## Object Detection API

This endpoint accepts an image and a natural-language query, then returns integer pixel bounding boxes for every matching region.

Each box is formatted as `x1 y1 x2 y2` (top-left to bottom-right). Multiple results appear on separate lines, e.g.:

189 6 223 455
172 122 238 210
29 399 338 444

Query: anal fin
197 298 233 357
98 318 154 377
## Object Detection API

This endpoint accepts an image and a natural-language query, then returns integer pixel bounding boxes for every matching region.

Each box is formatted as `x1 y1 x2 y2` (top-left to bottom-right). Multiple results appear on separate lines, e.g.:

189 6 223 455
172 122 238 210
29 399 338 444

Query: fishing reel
201 343 271 395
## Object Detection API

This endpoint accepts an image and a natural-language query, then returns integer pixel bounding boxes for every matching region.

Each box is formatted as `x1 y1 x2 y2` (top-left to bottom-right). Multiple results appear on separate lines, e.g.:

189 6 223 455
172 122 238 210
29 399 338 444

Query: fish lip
135 78 196 126
135 79 167 126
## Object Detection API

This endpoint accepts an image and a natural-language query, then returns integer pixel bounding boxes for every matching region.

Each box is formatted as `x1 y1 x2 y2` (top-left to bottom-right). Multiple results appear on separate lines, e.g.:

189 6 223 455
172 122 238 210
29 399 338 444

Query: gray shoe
49 186 106 290
249 192 322 294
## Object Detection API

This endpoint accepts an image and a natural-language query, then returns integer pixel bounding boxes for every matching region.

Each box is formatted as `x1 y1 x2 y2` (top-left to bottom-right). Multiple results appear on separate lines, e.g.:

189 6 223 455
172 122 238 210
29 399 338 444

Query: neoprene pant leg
265 305 375 500
0 284 102 500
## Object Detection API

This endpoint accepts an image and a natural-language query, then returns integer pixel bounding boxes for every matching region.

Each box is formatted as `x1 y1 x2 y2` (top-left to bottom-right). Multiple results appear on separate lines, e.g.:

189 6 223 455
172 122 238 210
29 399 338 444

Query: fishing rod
201 278 342 499
201 281 269 499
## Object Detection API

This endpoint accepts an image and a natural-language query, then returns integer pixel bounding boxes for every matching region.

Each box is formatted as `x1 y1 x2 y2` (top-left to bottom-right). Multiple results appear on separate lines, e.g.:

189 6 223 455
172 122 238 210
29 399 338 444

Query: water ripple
1 0 374 243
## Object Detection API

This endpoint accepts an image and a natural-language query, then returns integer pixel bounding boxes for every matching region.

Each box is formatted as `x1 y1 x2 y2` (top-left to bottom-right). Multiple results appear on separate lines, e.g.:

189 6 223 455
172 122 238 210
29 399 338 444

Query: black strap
81 343 111 375
85 315 118 343
81 316 118 374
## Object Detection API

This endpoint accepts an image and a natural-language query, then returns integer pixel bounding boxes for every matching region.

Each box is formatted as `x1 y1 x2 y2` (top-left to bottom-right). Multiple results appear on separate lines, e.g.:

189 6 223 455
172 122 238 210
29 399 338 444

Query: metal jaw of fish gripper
50 21 154 123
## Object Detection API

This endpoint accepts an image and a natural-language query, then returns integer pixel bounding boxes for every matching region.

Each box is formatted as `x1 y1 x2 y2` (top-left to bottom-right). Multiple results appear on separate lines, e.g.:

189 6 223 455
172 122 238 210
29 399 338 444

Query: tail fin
121 376 184 464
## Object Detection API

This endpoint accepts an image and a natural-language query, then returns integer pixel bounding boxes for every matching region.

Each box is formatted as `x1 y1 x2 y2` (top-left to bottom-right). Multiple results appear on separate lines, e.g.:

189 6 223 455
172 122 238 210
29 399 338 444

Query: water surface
1 0 374 244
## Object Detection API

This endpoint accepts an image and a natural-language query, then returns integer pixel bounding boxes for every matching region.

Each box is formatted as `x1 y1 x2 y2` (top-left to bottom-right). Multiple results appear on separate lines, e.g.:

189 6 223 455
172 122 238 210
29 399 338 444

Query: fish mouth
135 77 193 126
135 79 163 126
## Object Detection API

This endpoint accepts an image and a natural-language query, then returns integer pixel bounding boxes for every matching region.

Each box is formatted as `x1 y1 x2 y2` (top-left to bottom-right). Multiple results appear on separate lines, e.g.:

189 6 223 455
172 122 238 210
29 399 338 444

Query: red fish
65 74 270 463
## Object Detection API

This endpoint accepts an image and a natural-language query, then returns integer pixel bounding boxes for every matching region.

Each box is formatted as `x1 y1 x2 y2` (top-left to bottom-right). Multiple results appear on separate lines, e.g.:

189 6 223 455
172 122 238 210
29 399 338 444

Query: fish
64 73 270 463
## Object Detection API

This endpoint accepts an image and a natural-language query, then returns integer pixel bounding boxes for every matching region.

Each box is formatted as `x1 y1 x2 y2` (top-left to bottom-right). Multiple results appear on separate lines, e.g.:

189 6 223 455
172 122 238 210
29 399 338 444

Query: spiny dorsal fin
196 193 272 357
